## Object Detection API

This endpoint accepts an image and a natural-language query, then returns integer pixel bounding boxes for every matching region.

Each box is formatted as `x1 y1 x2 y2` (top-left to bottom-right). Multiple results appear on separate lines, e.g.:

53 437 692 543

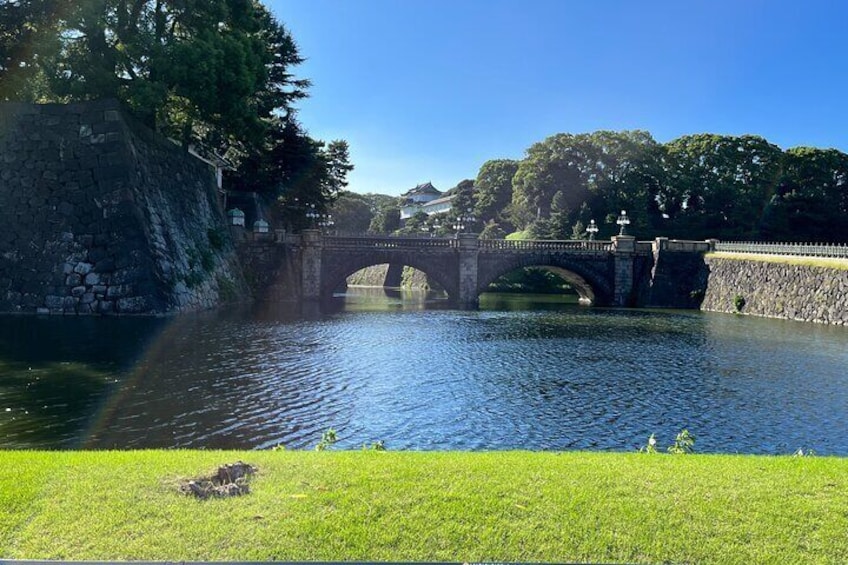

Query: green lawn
708 251 848 270
2 450 846 564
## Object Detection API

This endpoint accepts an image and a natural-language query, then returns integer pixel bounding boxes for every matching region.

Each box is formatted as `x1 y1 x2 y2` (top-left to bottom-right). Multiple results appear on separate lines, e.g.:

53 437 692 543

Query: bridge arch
476 255 614 306
320 251 458 302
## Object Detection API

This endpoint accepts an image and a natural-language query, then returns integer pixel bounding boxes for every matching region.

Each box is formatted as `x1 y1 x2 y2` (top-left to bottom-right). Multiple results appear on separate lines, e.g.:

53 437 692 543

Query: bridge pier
301 229 323 300
612 235 636 306
456 233 479 309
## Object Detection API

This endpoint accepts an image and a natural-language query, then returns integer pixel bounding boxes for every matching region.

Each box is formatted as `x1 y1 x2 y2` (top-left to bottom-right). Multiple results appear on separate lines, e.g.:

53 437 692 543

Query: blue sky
268 0 847 196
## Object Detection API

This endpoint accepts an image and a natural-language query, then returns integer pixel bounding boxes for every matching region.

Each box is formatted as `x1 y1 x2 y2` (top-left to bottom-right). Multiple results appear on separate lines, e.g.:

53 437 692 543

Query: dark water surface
1 289 847 454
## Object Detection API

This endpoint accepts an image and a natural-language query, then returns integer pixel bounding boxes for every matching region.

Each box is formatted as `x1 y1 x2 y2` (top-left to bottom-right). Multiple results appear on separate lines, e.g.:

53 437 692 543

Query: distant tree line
472 131 848 243
338 130 847 243
0 0 351 230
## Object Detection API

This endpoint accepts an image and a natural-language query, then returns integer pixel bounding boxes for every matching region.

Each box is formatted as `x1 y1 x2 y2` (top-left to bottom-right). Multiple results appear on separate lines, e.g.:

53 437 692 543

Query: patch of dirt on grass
179 461 257 500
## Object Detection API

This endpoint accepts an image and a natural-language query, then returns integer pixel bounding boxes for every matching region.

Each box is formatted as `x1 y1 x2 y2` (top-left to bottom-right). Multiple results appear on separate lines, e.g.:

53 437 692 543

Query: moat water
2 288 847 454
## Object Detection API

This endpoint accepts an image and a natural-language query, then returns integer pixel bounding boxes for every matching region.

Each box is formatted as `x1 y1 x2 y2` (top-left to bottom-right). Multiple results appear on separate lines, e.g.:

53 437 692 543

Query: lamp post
319 213 334 234
305 203 319 227
586 219 599 241
616 210 630 236
452 208 475 236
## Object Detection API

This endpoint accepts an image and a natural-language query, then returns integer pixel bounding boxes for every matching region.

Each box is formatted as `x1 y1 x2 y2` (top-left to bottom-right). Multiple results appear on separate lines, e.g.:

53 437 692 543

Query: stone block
84 272 100 285
106 285 127 298
117 296 147 313
71 286 86 297
73 262 93 275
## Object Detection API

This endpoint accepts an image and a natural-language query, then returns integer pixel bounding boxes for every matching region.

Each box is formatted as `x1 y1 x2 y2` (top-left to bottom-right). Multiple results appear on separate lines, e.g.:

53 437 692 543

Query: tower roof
402 182 441 197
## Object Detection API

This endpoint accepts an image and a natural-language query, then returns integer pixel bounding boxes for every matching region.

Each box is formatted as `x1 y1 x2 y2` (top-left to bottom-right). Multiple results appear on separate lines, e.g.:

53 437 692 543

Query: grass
1 451 847 564
708 251 848 270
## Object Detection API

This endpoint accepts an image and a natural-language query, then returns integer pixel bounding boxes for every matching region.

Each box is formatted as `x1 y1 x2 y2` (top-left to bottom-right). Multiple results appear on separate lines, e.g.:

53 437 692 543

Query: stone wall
701 255 848 325
345 263 442 291
0 99 248 315
237 237 299 302
641 240 711 309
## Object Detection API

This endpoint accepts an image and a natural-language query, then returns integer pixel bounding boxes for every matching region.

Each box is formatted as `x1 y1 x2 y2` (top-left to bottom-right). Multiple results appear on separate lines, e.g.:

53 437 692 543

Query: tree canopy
1 0 351 220
475 130 848 242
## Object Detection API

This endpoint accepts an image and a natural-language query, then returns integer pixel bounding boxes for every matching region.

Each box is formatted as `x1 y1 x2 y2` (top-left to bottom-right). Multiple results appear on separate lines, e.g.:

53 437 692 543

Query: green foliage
460 128 848 243
487 267 573 294
330 191 373 234
639 433 658 454
207 227 226 251
369 205 401 234
474 159 518 229
505 230 531 240
216 275 238 302
479 220 507 239
397 210 429 235
733 294 746 312
315 428 338 451
667 429 696 454
362 440 386 451
511 130 660 237
640 430 695 454
183 270 204 289
663 134 783 240
1 1 351 224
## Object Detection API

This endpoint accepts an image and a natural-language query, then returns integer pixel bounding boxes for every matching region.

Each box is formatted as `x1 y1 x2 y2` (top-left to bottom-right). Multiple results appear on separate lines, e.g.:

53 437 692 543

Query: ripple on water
2 300 848 453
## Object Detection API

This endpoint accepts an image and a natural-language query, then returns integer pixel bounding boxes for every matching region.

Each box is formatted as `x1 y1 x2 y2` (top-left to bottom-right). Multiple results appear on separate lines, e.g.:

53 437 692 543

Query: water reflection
0 316 167 448
1 291 847 454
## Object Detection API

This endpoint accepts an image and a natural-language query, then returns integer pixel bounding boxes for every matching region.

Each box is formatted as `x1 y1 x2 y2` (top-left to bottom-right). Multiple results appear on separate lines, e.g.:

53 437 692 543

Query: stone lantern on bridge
587 219 599 240
253 219 270 234
227 208 245 227
616 210 631 236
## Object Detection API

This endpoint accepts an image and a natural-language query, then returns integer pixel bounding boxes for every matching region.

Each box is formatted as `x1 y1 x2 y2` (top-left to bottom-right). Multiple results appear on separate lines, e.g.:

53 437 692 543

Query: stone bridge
239 230 714 309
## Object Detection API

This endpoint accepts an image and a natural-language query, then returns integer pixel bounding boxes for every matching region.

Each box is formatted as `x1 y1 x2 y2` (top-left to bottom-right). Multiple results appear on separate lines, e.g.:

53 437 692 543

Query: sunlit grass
1 450 846 564
708 251 848 270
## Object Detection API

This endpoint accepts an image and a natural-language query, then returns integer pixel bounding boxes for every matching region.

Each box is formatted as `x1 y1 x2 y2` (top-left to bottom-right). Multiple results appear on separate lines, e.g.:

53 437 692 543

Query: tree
663 134 783 239
512 133 592 228
0 0 61 101
474 159 518 230
369 205 401 234
479 220 507 239
1 1 307 145
447 179 478 232
761 147 848 242
398 210 429 235
330 191 374 234
510 131 662 238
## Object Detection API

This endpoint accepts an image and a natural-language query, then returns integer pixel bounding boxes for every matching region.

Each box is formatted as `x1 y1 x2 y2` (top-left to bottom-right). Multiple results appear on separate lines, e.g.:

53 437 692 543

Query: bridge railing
478 239 613 252
715 241 848 259
323 235 457 250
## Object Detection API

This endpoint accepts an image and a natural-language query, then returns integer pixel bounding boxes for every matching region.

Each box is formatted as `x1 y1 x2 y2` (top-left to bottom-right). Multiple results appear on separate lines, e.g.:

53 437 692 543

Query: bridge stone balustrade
237 231 711 310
